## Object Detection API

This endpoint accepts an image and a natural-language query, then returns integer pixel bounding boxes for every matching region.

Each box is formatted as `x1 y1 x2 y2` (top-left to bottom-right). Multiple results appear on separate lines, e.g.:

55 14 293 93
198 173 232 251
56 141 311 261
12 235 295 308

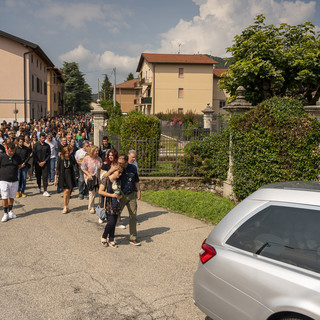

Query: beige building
135 53 218 115
47 67 65 116
213 68 229 115
112 78 138 113
0 30 62 122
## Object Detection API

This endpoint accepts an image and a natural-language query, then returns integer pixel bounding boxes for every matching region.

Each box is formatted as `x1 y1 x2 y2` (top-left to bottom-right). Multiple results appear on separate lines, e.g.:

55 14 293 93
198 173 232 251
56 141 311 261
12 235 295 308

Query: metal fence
104 116 228 177
108 131 209 177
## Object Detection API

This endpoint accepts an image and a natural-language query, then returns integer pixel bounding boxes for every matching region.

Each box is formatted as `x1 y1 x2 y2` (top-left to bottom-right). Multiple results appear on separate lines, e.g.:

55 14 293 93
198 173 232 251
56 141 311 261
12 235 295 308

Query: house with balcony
135 53 218 115
0 30 64 121
112 78 138 113
47 67 65 116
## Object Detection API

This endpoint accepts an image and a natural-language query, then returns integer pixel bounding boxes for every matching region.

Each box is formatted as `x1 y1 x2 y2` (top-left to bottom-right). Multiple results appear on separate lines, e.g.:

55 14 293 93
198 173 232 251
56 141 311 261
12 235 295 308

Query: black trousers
102 214 118 242
35 163 49 191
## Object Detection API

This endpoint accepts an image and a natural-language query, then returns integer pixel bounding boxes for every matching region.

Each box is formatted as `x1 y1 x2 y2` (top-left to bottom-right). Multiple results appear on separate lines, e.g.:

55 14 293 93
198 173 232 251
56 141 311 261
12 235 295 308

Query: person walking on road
46 134 58 184
75 141 89 200
117 154 141 246
81 145 102 214
0 142 23 222
15 137 31 197
54 147 76 214
98 136 114 163
99 164 123 248
33 133 51 196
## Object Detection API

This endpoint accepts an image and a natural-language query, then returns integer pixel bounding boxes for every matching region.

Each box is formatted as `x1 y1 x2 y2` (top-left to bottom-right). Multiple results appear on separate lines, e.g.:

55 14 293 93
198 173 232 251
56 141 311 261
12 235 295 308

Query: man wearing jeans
45 134 57 184
15 137 31 197
75 141 89 199
118 154 141 246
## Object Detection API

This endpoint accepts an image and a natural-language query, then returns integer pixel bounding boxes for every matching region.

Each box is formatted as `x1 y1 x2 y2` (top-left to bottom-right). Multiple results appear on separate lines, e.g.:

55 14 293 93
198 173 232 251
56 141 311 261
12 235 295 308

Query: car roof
247 181 320 207
260 181 320 192
208 181 320 244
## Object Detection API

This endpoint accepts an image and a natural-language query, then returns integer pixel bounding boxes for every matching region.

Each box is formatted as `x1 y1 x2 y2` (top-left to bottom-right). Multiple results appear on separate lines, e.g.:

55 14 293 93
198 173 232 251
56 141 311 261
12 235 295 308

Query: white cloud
159 0 317 57
59 45 139 89
36 3 105 28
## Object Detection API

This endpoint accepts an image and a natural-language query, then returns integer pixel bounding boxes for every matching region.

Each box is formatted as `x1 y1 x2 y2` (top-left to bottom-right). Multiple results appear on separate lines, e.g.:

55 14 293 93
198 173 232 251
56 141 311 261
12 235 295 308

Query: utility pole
113 67 116 107
98 78 100 100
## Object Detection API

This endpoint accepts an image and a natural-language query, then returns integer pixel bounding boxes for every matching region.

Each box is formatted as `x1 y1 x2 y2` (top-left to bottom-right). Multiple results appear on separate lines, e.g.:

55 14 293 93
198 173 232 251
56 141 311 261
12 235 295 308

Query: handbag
87 175 98 191
95 204 106 220
95 177 108 220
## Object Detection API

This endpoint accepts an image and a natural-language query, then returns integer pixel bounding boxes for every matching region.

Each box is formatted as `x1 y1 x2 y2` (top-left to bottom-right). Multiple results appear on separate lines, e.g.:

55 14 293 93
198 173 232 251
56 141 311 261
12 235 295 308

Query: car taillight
199 239 216 264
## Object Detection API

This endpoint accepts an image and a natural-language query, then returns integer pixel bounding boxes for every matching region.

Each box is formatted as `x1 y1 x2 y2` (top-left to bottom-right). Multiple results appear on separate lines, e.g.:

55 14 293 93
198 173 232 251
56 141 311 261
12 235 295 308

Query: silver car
194 181 320 320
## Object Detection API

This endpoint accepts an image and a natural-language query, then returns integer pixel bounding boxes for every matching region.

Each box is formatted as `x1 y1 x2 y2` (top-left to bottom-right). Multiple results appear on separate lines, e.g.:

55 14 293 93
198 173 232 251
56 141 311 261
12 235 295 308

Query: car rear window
226 205 320 273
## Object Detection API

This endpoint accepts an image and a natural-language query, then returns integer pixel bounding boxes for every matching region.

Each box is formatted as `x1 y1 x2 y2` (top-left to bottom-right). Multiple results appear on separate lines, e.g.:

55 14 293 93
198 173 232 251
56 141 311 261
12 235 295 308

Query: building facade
212 69 229 115
47 67 65 116
112 78 138 113
135 53 218 115
0 30 63 122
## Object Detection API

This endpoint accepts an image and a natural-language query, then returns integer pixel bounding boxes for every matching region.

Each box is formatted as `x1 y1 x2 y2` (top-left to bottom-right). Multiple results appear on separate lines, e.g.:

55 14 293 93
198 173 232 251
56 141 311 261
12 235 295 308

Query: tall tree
219 15 320 105
101 74 112 100
126 72 134 81
62 62 92 112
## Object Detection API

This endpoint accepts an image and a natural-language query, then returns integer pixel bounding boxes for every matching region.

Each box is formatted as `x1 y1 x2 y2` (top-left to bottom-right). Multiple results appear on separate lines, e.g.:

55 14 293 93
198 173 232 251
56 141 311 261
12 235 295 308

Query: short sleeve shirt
0 153 23 182
120 163 139 195
81 156 102 176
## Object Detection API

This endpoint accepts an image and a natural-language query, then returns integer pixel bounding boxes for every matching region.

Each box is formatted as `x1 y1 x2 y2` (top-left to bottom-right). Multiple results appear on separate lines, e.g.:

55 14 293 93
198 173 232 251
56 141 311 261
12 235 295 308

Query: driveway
0 180 213 319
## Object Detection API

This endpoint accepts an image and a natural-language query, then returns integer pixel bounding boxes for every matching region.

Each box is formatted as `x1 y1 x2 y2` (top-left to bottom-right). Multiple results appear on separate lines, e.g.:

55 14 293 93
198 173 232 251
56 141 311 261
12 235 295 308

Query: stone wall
139 177 224 197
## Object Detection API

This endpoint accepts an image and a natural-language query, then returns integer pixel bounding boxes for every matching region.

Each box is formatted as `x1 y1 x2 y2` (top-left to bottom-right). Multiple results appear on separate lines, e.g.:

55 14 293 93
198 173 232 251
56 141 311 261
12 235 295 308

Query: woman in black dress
54 146 76 214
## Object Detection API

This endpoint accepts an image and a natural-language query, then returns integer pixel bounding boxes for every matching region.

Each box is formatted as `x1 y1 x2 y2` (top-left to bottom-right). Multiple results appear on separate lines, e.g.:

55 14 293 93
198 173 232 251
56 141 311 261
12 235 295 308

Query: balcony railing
142 97 152 104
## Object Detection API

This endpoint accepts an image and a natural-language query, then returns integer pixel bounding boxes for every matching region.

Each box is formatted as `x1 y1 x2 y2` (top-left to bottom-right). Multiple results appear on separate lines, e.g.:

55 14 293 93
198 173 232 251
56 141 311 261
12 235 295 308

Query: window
44 82 47 95
178 68 184 78
40 80 42 94
32 75 34 91
37 77 40 93
226 205 320 273
54 92 56 103
178 88 184 99
219 100 226 108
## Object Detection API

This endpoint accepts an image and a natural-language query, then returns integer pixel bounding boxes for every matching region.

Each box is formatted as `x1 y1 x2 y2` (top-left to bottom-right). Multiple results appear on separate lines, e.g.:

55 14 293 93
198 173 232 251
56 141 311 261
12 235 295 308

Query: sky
1 0 320 94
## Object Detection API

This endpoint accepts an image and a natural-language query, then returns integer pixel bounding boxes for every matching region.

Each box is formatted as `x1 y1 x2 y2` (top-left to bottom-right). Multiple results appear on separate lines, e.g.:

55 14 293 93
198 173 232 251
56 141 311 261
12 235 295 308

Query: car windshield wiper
256 242 270 255
255 242 294 255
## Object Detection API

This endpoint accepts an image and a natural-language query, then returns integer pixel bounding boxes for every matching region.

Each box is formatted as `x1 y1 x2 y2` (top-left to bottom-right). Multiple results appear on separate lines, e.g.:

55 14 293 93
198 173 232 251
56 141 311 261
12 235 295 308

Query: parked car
193 181 320 320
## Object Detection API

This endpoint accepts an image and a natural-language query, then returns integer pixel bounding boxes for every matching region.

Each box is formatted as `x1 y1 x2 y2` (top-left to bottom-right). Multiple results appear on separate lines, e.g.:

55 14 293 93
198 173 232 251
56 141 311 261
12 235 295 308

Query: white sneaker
43 191 50 197
1 213 8 222
116 224 126 229
98 218 104 224
8 211 16 219
36 188 41 194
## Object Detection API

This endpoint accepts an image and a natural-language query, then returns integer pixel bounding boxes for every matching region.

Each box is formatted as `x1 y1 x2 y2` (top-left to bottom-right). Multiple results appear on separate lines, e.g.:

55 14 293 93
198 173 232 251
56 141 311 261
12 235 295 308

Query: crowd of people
0 115 142 247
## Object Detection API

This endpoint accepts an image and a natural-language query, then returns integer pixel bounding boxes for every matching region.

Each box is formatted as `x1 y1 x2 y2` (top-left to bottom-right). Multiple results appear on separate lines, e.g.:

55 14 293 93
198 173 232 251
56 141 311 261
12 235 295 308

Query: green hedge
182 129 230 180
230 96 320 199
120 112 161 168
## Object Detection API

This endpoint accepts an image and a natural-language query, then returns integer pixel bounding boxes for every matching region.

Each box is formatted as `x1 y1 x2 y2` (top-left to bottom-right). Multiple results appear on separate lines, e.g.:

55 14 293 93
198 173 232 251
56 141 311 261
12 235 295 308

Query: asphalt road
0 180 213 320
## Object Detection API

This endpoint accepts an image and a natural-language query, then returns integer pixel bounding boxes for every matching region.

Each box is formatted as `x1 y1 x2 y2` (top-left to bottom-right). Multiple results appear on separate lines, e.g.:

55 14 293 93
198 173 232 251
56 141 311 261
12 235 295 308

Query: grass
141 190 236 225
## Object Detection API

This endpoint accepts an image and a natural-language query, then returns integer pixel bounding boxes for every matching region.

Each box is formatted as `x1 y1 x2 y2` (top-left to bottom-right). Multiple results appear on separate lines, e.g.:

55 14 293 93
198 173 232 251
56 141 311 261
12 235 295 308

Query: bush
120 113 161 168
230 96 320 200
181 129 230 180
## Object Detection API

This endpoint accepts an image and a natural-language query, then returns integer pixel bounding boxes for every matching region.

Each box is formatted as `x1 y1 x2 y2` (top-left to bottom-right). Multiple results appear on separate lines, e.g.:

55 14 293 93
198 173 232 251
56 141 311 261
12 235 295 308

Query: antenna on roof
178 43 181 54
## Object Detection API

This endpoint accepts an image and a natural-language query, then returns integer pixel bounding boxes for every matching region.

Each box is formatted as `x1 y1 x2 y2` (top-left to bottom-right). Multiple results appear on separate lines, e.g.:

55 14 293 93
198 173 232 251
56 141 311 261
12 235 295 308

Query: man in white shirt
45 134 58 183
75 141 89 199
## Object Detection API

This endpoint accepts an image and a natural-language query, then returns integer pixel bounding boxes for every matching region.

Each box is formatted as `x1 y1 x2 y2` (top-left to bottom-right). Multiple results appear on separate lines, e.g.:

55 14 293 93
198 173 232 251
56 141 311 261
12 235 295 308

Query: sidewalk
0 179 212 319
